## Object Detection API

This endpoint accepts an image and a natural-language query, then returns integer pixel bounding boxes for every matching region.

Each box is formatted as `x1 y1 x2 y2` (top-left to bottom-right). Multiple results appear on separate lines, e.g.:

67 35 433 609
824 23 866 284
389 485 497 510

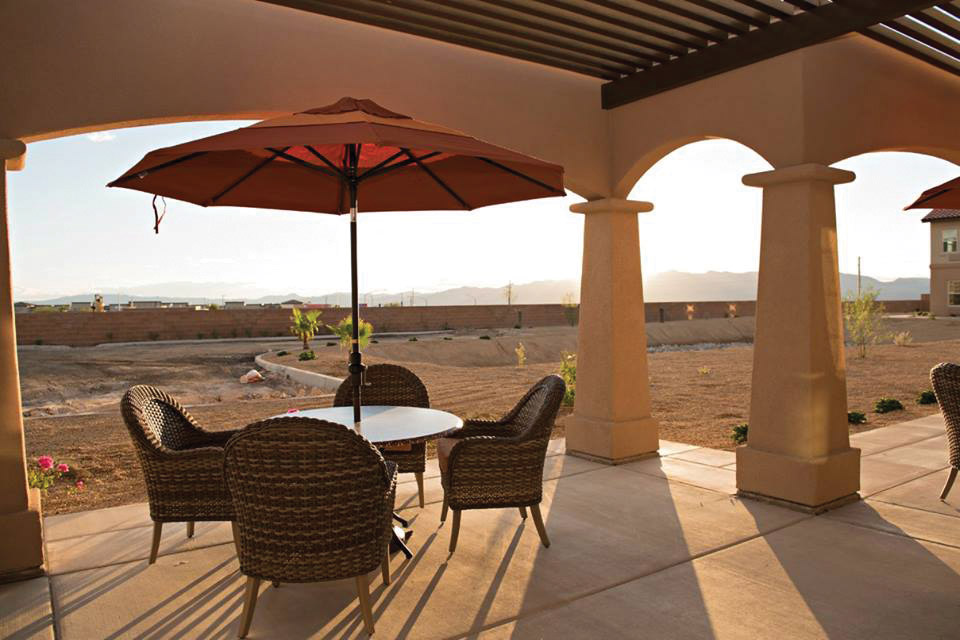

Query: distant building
223 301 246 309
923 209 960 316
69 301 91 312
280 299 304 309
13 302 30 314
130 300 163 309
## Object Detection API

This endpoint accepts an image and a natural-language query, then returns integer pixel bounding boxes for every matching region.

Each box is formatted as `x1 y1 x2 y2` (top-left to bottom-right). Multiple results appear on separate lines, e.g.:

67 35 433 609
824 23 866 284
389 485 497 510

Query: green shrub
371 339 379 344
197 333 205 340
443 336 453 341
326 342 336 347
211 330 220 339
148 332 160 341
515 342 526 367
875 397 904 413
276 350 288 357
408 337 418 342
298 350 316 361
843 288 885 358
559 352 576 406
243 328 253 338
730 423 748 445
34 338 43 346
327 316 373 350
847 411 867 425
479 335 491 340
917 390 937 405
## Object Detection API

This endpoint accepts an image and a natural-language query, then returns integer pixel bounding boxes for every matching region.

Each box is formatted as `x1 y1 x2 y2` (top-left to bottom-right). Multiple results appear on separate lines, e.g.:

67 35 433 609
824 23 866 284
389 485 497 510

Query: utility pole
857 256 861 298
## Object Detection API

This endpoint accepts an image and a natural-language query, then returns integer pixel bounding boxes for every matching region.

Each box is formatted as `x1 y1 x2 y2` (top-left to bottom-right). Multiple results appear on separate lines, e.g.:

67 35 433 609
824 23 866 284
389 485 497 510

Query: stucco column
737 163 860 512
566 198 659 464
0 139 44 581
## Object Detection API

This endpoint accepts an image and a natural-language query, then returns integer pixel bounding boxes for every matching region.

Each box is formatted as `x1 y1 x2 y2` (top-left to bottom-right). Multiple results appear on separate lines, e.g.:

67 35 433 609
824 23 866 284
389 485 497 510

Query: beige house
925 209 960 316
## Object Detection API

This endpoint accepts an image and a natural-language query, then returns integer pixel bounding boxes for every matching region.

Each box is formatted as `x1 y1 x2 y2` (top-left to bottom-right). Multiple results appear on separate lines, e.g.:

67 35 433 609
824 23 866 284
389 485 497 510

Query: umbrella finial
300 97 411 120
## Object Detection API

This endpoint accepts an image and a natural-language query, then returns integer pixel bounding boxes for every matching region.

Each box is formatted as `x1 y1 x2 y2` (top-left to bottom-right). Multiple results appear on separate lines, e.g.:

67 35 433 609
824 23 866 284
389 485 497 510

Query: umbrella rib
359 151 442 182
359 150 407 179
209 147 288 204
107 151 208 186
305 146 346 178
267 148 341 179
402 148 470 209
475 157 560 194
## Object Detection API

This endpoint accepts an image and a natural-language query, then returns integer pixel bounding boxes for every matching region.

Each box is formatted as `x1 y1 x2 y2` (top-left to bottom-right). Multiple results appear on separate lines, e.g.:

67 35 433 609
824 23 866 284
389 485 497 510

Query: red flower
75 480 85 490
57 463 70 473
37 456 53 470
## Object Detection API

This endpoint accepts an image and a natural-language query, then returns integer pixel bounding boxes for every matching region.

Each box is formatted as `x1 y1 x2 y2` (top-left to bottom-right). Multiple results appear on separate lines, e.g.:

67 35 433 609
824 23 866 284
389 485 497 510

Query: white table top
275 405 463 445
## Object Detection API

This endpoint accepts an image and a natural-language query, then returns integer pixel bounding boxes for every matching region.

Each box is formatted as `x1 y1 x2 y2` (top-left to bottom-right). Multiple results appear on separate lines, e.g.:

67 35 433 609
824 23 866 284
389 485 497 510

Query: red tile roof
921 209 960 222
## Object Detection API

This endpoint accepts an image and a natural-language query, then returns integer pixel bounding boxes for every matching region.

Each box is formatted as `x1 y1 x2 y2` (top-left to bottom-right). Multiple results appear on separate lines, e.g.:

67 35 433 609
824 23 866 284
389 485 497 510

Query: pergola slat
631 0 749 35
566 0 726 42
602 0 942 108
861 25 960 74
883 17 960 63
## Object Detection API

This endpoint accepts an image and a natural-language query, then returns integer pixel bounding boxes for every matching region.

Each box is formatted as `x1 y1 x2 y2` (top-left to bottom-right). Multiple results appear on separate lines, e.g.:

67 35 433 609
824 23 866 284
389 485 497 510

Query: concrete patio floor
3 414 958 639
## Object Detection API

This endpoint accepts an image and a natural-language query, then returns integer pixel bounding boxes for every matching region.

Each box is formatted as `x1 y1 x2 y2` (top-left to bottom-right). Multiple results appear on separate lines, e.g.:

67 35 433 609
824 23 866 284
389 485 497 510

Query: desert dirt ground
21 317 960 514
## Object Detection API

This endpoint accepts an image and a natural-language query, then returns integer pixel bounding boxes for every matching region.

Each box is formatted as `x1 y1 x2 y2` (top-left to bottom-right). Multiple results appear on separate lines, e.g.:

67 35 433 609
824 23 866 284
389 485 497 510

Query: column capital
743 163 854 188
570 198 653 215
0 139 26 171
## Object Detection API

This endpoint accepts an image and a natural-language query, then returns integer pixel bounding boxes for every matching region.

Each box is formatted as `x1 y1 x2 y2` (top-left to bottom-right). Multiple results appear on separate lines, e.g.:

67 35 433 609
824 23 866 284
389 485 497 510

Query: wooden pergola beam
602 0 941 109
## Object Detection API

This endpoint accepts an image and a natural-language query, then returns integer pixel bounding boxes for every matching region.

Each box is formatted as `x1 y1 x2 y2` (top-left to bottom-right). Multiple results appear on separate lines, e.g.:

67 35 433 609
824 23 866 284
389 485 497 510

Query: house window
950 281 960 306
943 229 958 253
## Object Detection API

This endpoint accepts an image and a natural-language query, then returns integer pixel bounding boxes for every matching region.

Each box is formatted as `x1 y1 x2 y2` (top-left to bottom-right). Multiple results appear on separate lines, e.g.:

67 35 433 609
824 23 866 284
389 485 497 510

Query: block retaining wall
14 298 928 346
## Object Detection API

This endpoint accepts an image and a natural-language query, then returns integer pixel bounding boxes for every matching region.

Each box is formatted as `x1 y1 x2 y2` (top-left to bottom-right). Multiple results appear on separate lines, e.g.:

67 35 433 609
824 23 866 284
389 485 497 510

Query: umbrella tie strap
151 195 167 234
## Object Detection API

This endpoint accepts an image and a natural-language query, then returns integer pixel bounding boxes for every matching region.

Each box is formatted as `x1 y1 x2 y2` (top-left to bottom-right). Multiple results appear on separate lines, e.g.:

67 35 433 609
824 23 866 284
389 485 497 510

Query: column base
565 413 659 465
736 445 860 510
0 489 45 583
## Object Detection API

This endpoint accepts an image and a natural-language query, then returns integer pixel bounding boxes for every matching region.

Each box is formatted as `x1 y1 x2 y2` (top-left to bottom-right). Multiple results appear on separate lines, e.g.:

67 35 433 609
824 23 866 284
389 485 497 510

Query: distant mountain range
19 271 929 306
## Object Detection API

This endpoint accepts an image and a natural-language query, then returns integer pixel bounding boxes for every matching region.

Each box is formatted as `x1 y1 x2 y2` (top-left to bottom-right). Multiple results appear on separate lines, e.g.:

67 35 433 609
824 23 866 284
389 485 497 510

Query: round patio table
277 405 463 558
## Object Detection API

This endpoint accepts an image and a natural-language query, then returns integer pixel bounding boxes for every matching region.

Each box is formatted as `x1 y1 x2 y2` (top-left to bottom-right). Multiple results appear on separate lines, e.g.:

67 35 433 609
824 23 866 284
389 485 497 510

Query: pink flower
37 456 53 470
75 480 85 490
286 409 299 414
57 463 70 473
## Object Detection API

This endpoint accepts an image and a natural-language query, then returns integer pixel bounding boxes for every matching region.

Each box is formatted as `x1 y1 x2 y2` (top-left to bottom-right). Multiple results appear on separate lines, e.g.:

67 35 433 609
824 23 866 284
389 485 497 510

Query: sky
6 121 958 300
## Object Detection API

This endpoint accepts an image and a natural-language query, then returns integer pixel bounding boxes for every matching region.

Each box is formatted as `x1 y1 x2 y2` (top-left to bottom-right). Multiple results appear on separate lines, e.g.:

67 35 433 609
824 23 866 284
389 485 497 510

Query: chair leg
149 522 162 564
231 521 240 554
237 576 261 638
415 472 425 509
186 521 195 539
381 549 391 586
530 504 550 548
519 506 527 519
448 510 461 553
355 574 375 636
272 581 280 588
941 467 958 500
440 496 448 523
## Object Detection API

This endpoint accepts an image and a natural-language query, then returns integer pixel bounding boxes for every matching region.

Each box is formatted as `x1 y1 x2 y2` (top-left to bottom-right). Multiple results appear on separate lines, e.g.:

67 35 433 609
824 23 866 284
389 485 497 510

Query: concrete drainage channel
254 352 343 393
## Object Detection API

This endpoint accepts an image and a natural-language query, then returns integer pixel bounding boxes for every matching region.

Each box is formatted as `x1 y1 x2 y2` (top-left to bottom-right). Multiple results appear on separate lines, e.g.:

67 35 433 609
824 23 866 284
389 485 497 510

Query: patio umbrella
108 97 564 423
905 176 960 210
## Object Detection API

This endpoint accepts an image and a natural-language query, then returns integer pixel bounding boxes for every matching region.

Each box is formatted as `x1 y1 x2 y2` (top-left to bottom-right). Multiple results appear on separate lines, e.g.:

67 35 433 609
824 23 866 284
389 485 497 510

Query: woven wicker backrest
503 375 566 441
931 362 960 467
334 363 430 408
121 385 204 452
224 417 391 582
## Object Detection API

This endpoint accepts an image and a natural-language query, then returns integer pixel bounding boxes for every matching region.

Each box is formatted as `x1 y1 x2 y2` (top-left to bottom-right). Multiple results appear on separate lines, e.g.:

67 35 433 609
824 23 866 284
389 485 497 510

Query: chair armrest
452 419 514 439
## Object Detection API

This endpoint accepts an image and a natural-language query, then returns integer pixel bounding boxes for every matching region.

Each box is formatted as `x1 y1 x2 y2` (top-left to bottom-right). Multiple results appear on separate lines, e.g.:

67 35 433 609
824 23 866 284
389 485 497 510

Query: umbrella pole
348 177 363 424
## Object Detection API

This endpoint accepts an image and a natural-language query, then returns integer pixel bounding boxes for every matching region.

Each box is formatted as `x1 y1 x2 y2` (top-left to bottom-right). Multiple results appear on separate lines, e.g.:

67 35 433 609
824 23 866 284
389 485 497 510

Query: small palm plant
290 308 322 351
327 316 373 350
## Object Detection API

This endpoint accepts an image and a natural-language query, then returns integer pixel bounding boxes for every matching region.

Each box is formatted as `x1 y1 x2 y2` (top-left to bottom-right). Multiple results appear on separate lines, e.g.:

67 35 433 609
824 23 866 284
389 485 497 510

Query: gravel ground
21 322 957 514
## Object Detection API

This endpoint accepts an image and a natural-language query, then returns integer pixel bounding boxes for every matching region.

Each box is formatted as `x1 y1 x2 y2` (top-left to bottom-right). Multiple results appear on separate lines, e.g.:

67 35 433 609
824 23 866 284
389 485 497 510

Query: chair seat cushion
380 443 413 452
437 437 459 473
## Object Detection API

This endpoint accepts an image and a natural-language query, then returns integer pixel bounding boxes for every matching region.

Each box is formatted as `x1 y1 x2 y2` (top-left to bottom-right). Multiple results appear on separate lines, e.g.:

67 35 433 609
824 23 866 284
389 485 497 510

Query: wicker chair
120 385 236 564
334 364 430 508
224 417 396 638
931 362 960 500
437 374 565 553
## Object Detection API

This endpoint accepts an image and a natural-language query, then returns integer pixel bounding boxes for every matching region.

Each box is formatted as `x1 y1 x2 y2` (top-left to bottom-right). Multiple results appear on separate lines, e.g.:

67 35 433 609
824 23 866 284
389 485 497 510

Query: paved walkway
2 415 958 639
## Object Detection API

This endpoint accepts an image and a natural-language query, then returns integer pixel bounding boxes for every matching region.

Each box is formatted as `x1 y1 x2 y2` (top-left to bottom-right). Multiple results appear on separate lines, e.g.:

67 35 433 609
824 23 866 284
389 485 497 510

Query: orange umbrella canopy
108 97 565 213
905 176 960 211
